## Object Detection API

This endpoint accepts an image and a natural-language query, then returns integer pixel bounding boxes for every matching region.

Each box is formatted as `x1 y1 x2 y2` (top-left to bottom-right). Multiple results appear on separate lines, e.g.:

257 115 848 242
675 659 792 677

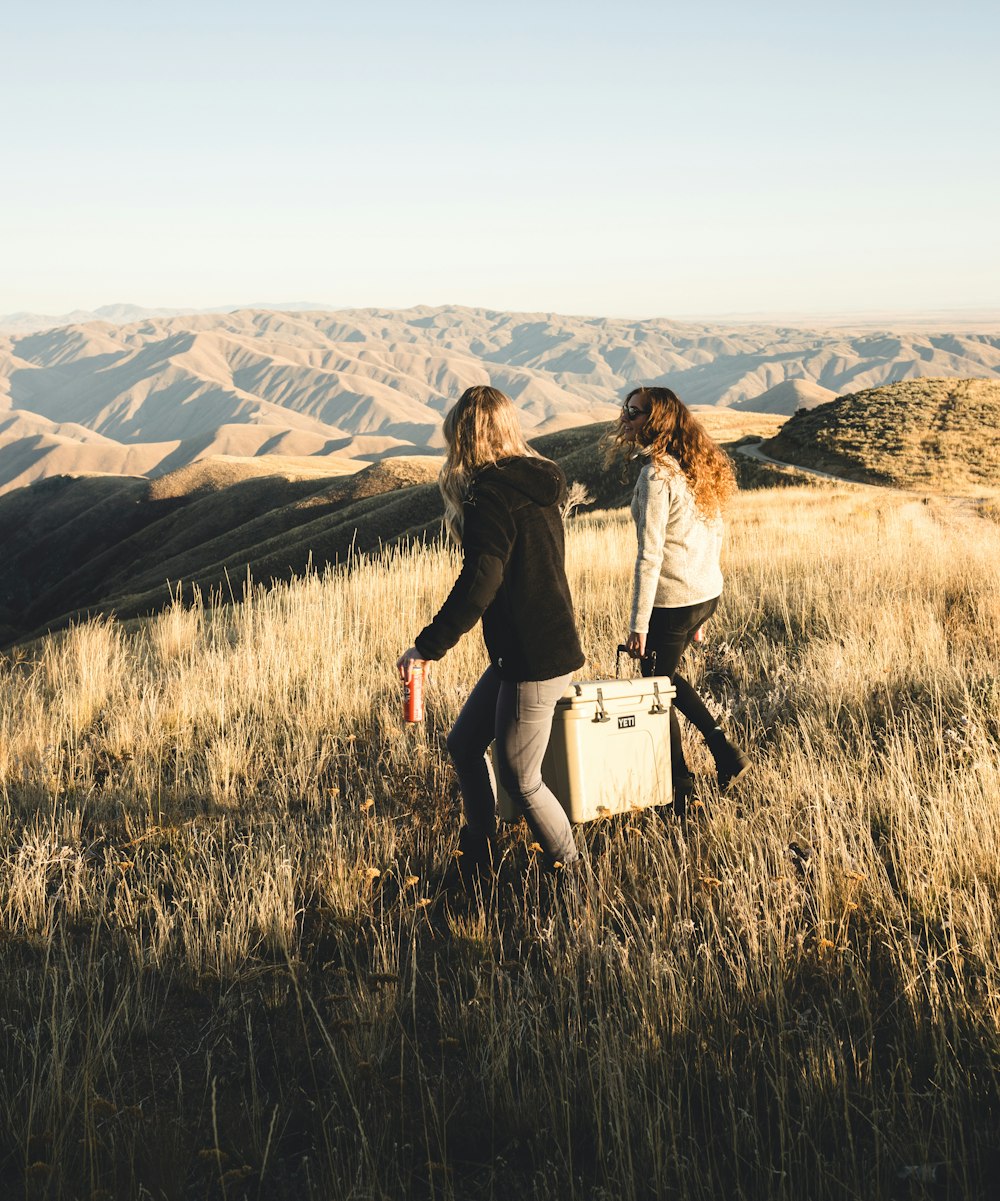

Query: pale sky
2 0 998 319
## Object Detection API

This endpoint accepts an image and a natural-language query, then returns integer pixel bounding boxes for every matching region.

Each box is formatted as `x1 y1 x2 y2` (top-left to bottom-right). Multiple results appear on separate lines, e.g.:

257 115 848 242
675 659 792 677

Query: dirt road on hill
736 440 878 486
737 439 998 521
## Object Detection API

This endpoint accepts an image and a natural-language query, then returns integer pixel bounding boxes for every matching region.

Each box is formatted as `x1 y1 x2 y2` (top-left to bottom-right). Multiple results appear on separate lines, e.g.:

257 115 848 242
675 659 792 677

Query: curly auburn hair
609 386 737 517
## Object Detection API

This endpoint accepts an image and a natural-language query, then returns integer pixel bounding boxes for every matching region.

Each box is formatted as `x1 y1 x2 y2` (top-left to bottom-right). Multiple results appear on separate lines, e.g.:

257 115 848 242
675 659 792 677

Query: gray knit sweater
629 455 724 633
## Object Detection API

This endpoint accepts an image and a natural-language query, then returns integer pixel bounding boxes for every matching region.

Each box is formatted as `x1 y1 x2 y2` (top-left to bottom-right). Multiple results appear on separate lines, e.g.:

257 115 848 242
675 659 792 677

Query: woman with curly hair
613 385 749 816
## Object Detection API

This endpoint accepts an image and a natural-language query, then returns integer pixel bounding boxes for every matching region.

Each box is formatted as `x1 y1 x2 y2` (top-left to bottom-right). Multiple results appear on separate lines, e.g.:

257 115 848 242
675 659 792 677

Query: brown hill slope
761 378 1000 492
731 379 838 414
0 458 441 646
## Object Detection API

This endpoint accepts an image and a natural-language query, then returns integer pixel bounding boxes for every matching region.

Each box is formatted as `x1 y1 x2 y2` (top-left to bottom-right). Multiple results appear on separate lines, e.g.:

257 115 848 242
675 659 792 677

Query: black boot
672 773 695 820
708 729 750 793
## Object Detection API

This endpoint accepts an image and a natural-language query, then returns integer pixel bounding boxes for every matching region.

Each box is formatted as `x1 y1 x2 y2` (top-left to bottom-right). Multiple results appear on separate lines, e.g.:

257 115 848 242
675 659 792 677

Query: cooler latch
649 682 667 715
593 688 610 723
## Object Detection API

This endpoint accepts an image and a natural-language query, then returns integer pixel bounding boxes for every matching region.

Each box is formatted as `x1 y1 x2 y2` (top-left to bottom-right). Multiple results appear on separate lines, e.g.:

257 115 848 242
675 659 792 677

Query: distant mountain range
1 305 999 495
5 304 998 337
0 302 334 336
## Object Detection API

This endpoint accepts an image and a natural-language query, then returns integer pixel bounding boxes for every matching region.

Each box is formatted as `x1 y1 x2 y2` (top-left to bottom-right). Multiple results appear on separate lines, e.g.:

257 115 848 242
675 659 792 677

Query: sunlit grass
1 485 998 1199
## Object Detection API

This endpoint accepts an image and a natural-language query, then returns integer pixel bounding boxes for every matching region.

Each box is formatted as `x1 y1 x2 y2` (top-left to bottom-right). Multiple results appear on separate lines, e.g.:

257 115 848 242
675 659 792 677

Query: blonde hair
439 385 539 543
608 386 737 517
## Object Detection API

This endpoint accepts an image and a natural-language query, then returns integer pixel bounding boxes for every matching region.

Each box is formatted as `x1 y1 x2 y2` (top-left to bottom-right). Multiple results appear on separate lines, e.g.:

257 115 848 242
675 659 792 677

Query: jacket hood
475 456 566 507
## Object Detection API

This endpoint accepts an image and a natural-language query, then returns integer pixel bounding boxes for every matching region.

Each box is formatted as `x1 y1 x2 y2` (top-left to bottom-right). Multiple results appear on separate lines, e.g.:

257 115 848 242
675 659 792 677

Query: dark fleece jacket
415 456 585 682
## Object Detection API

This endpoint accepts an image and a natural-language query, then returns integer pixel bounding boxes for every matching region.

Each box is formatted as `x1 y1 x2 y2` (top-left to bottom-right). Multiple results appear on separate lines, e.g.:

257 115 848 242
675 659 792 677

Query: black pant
640 597 720 779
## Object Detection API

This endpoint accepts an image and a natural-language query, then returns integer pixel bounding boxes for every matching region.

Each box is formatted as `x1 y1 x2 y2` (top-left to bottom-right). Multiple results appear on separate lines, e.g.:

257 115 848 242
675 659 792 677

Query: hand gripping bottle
403 662 425 722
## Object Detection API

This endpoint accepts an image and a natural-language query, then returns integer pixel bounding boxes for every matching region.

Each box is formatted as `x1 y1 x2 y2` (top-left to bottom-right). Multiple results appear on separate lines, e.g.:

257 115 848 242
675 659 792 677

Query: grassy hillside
0 411 784 647
762 377 1000 492
1 483 998 1198
0 458 442 647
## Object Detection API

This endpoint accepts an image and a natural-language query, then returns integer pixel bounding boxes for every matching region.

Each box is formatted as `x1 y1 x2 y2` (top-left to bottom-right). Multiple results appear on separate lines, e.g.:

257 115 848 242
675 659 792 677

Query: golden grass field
1 482 999 1200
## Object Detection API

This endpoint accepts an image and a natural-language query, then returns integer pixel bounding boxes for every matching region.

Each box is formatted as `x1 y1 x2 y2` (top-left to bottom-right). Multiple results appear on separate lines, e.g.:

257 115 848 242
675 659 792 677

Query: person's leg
666 597 722 740
494 674 578 869
671 676 719 739
642 597 718 679
641 604 711 786
445 666 502 839
643 598 749 792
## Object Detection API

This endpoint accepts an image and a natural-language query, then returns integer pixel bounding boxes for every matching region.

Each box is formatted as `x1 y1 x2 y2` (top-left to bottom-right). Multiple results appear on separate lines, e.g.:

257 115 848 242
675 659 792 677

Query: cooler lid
557 675 676 707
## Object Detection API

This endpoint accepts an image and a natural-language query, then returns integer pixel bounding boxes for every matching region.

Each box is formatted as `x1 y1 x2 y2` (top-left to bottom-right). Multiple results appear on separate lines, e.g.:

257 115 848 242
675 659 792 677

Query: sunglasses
621 401 649 420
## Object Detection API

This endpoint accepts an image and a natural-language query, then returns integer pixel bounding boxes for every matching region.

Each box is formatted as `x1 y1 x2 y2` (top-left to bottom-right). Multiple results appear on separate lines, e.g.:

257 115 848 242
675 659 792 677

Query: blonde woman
614 386 749 815
397 385 585 884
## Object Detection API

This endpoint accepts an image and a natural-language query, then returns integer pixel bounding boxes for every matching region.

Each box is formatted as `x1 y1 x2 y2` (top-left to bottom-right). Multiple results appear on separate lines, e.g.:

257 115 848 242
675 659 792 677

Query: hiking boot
671 773 695 821
709 731 751 793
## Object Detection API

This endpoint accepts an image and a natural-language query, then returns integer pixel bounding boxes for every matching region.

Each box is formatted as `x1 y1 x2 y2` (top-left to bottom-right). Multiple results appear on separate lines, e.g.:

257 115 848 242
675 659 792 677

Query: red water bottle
403 662 425 722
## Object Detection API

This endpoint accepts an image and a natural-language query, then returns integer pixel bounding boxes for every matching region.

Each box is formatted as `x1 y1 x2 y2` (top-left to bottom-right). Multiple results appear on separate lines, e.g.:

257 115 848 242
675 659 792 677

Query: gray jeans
446 666 578 868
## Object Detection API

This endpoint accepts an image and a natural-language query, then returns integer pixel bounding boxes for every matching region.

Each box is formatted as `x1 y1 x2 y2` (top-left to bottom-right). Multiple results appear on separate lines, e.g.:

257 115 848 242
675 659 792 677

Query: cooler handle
616 644 657 678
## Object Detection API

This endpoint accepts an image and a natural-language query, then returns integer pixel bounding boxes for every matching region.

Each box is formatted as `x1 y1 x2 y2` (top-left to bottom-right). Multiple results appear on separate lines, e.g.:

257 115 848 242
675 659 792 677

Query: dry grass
763 377 1000 494
1 485 999 1199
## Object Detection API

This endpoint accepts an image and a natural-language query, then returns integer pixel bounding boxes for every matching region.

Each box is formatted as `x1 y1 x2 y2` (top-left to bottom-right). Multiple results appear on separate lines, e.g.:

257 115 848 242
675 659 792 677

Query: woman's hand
396 647 425 681
625 631 646 659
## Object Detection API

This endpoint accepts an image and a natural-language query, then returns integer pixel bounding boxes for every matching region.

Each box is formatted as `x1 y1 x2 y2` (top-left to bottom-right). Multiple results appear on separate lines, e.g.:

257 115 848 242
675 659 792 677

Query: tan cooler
494 672 676 824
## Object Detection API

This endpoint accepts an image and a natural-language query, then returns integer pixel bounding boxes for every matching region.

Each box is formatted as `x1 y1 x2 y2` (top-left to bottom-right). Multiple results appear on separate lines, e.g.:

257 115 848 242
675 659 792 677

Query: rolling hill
760 378 1000 492
731 378 837 414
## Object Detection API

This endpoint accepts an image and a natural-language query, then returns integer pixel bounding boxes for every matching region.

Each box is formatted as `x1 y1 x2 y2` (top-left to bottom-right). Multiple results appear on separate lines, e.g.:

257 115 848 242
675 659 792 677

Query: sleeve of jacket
414 483 517 661
630 465 671 635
